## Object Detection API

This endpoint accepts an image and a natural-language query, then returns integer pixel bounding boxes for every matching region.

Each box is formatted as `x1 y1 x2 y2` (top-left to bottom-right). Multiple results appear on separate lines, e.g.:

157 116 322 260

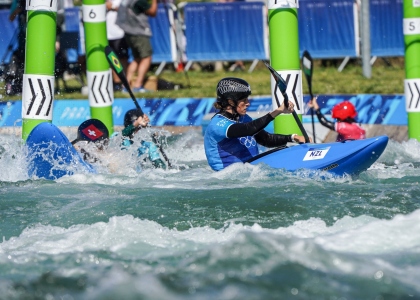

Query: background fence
0 0 405 71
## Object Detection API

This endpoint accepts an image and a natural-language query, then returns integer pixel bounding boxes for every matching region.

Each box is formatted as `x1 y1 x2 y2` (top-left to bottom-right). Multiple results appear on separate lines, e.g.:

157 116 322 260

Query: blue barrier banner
64 7 80 32
370 0 404 57
0 96 407 128
310 95 407 125
208 95 407 126
149 4 177 63
0 101 21 127
299 0 358 58
64 7 83 62
0 9 18 64
0 98 215 127
51 98 215 126
183 2 267 61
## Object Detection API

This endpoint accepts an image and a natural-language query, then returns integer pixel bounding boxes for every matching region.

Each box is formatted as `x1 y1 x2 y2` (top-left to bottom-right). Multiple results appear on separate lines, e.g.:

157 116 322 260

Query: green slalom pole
404 0 420 141
268 0 303 135
21 0 57 141
82 0 114 134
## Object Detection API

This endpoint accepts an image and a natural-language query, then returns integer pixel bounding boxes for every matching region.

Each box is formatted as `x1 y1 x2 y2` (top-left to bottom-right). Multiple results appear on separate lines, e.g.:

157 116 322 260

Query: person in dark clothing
9 0 26 62
204 77 309 171
7 0 26 95
116 0 157 93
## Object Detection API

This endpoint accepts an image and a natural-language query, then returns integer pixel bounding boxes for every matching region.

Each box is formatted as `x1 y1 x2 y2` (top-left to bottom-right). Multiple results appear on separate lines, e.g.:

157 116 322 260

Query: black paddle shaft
302 50 316 143
263 61 310 143
302 51 314 99
104 45 173 168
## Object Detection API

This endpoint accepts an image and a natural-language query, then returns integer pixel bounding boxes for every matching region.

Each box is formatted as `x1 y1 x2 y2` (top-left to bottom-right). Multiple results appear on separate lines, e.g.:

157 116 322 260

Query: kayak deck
249 136 388 176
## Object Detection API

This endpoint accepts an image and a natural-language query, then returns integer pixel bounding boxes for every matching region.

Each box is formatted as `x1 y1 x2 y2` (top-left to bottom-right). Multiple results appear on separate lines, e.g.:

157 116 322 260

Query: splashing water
1 131 420 299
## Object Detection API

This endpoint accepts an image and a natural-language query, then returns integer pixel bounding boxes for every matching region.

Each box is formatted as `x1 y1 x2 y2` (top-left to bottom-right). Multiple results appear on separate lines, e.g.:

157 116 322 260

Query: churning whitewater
1 131 420 299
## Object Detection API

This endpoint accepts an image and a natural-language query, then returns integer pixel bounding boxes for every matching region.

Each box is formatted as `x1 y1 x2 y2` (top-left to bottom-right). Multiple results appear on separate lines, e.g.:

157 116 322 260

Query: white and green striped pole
82 0 114 134
267 0 303 135
404 0 420 141
21 0 57 141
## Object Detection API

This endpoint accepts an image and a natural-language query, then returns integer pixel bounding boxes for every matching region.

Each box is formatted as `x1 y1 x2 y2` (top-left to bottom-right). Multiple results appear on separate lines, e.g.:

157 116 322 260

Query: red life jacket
335 122 366 142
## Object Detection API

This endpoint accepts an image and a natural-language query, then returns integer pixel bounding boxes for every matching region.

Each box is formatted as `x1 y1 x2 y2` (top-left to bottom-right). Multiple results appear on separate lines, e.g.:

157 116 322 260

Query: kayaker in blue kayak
308 97 366 142
204 77 309 171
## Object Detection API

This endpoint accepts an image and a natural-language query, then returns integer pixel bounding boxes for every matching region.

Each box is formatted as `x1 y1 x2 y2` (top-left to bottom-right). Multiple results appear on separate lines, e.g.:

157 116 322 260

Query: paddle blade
302 50 313 98
105 46 129 87
263 61 289 106
263 61 287 93
104 45 143 113
264 61 310 143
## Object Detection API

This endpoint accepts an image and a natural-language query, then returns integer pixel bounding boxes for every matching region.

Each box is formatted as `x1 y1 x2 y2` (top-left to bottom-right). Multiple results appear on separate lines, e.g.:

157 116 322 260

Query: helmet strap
224 99 241 120
227 99 238 111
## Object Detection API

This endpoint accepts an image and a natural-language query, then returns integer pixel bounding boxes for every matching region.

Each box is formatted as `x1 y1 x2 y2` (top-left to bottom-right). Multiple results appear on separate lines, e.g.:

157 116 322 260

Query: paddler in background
72 111 166 170
115 109 166 169
204 77 310 171
308 97 366 142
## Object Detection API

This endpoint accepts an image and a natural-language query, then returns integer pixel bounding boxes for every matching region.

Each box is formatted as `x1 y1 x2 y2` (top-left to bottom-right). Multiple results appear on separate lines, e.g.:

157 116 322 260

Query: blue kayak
26 122 388 179
26 123 95 180
248 135 388 176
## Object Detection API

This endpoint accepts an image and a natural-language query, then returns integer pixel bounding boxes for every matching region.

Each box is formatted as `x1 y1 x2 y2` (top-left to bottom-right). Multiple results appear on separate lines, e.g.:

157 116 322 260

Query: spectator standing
116 0 157 93
7 0 27 95
9 0 26 62
54 0 74 92
106 0 129 91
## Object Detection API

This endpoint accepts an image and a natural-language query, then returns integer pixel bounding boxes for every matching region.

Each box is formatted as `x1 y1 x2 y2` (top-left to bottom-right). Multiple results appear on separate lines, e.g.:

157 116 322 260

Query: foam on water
0 135 28 182
1 208 419 259
1 208 420 296
2 132 420 298
378 138 420 164
3 130 420 183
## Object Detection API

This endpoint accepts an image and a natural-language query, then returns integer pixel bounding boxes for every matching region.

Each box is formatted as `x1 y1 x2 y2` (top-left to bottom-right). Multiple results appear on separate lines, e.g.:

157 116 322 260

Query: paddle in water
302 50 316 143
263 61 310 143
104 45 172 168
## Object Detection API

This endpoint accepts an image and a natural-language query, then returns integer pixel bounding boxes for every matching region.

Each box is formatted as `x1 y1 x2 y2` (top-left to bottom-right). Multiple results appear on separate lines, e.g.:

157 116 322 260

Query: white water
1 131 420 299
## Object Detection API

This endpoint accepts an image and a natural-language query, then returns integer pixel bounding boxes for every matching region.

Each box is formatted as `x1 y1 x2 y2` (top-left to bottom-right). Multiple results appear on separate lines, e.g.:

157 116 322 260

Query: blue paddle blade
276 76 287 94
263 61 310 142
263 61 288 94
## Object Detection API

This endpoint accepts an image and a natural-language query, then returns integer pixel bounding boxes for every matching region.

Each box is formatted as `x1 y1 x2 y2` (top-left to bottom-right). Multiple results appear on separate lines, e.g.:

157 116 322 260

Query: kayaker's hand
308 97 319 110
271 102 294 118
134 114 150 128
294 135 312 143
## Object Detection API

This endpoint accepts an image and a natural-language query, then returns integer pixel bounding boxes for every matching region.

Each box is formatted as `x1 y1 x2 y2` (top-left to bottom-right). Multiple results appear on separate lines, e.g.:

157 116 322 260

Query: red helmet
332 101 357 121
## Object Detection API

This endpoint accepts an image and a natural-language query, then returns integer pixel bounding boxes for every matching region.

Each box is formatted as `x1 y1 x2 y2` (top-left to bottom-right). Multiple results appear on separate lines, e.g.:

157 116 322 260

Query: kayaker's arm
254 130 293 147
308 98 335 131
122 115 149 137
227 113 274 138
227 100 297 138
315 109 335 131
122 124 136 137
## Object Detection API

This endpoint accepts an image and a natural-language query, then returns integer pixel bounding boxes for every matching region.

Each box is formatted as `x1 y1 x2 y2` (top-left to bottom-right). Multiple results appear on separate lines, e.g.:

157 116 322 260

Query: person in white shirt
106 0 129 91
